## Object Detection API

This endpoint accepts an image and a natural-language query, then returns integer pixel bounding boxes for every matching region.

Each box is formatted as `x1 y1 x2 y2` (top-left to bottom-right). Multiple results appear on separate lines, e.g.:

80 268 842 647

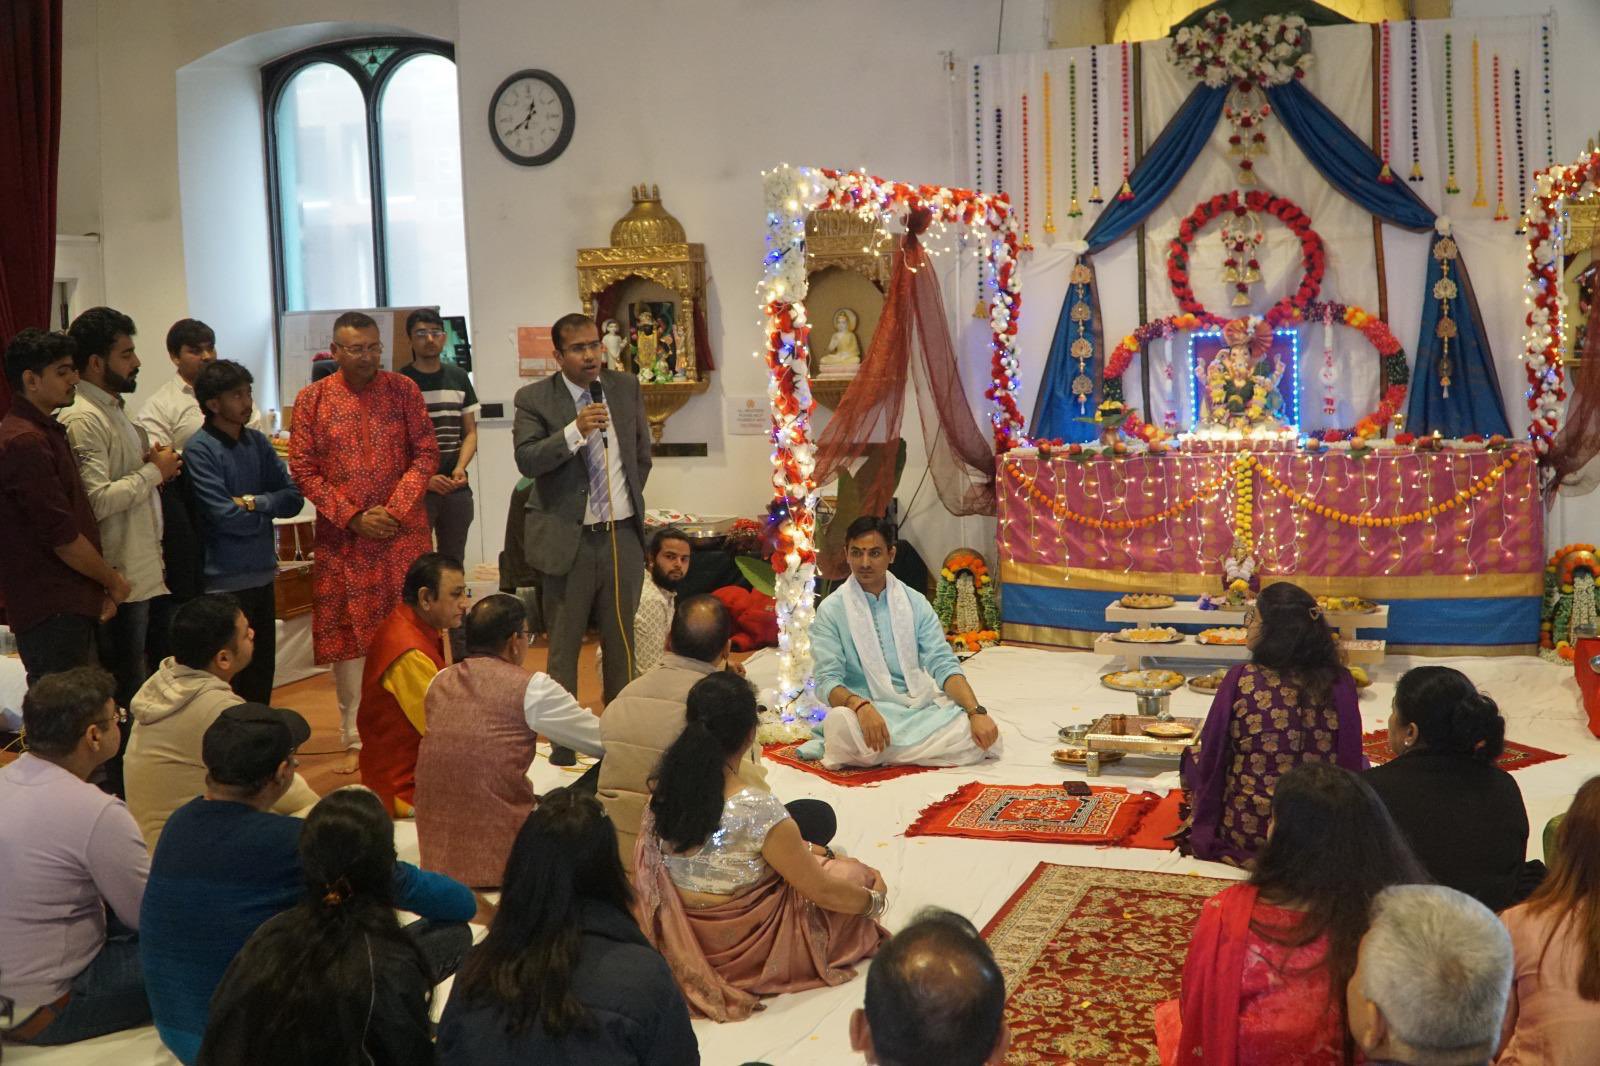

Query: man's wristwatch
241 495 257 512
966 705 989 717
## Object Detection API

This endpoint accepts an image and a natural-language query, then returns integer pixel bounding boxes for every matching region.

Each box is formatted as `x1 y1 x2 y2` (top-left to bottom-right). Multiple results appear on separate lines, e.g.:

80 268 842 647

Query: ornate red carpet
905 783 1184 849
761 742 942 786
983 862 1233 1064
1362 729 1566 772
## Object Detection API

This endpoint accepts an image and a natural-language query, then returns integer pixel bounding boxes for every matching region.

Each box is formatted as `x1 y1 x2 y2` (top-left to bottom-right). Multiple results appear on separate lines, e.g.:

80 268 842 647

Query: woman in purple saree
1181 582 1368 867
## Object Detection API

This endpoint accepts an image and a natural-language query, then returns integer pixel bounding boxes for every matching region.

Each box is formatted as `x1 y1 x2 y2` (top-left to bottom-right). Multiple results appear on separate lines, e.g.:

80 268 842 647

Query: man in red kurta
289 311 438 774
358 552 468 816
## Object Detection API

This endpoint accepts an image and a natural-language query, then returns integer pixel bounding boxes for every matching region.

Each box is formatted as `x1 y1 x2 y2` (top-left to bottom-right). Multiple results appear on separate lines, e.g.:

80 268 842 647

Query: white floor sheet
15 645 1599 1065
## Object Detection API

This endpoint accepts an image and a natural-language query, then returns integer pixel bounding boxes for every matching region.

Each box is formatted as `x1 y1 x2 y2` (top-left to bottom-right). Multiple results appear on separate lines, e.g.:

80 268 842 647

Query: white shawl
839 573 946 710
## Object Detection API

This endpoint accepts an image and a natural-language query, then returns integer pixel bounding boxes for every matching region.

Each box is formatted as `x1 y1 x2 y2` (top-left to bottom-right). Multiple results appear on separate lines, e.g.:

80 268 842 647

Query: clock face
488 69 574 166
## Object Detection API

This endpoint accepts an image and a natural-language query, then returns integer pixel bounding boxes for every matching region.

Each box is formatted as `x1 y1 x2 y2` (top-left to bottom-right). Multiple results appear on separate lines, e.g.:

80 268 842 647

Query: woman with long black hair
197 788 472 1065
439 788 697 1065
1365 665 1533 911
1159 762 1429 1063
1180 581 1367 866
634 671 888 1022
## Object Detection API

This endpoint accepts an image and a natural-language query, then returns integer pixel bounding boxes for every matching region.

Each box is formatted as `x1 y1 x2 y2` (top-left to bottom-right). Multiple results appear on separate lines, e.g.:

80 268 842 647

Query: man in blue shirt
140 703 474 1064
183 360 303 704
799 516 1002 769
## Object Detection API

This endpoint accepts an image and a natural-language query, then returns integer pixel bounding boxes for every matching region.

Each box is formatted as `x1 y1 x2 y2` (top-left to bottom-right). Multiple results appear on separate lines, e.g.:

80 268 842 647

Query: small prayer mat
1362 729 1567 772
905 783 1177 849
760 742 942 786
983 863 1234 1065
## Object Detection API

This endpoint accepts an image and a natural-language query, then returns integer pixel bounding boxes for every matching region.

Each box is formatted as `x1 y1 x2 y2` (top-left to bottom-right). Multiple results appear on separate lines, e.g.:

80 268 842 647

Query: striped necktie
583 428 612 521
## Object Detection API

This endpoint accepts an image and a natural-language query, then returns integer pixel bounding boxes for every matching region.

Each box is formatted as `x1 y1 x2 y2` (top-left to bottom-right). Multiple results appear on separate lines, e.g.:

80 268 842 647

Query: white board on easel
279 307 433 420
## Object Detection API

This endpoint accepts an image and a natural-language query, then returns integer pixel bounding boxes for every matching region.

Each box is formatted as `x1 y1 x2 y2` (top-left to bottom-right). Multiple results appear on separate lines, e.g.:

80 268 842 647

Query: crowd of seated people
3 492 1598 1062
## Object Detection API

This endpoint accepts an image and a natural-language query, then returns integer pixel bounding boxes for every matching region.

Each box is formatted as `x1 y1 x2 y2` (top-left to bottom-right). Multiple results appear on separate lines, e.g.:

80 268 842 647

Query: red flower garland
1168 190 1326 326
1522 152 1599 454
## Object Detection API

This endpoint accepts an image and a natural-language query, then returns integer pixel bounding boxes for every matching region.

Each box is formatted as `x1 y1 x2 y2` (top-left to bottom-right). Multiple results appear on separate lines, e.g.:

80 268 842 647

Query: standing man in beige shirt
61 308 182 797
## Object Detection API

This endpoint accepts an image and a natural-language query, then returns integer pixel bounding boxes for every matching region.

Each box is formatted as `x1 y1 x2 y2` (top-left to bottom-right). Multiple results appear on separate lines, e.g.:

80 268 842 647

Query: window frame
261 36 457 316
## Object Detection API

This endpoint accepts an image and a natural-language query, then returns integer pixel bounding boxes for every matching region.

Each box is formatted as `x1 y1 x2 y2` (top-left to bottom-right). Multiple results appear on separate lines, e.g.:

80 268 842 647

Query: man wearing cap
140 703 475 1065
359 551 469 817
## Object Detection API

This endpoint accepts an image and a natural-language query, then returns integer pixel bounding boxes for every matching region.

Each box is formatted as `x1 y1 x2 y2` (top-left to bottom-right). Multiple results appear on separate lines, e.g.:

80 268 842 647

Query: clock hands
510 98 538 134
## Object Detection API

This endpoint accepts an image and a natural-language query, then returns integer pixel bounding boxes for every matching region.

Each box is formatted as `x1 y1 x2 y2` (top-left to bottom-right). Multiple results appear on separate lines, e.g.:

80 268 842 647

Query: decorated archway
758 166 1022 715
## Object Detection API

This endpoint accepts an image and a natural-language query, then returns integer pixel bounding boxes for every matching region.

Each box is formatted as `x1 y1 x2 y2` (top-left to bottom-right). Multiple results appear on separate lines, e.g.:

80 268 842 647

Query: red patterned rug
761 742 942 786
1362 730 1567 772
905 784 1184 850
984 863 1234 1064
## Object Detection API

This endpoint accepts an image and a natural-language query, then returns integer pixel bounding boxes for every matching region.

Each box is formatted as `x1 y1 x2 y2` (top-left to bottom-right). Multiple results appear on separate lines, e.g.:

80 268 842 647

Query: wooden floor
276 635 609 796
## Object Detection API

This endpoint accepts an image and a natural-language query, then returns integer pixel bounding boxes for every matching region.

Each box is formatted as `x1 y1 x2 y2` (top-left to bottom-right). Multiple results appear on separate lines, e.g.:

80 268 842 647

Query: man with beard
603 526 690 680
61 309 182 758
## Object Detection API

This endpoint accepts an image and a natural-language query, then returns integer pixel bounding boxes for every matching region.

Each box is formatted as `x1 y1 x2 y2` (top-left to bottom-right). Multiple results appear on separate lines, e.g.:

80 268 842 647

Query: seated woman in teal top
798 517 1002 769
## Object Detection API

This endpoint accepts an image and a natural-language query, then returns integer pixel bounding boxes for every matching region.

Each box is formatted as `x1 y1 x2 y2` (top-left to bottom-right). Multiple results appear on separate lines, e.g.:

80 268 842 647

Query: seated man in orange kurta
358 552 469 816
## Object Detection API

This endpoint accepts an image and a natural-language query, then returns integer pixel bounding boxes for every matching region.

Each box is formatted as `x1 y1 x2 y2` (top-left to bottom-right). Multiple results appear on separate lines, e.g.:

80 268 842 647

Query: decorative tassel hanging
1089 46 1103 204
1068 261 1095 413
1444 34 1461 195
1492 55 1509 221
1408 20 1424 182
1067 60 1083 218
1021 93 1034 249
1321 306 1338 416
1514 68 1529 234
1117 42 1134 201
1433 236 1461 398
1541 20 1555 167
973 64 986 318
1378 21 1394 183
1471 38 1488 209
1041 71 1056 236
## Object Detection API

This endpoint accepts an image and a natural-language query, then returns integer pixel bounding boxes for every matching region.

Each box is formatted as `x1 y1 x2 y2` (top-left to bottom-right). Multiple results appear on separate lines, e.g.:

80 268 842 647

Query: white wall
455 0 1047 569
54 0 1600 567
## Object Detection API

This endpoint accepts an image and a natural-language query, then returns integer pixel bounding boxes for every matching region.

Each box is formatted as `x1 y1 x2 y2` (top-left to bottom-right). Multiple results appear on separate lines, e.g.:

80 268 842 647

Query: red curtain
0 0 65 419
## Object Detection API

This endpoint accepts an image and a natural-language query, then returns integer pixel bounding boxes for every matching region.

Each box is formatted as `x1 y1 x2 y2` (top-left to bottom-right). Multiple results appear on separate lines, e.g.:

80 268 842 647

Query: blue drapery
1267 79 1509 436
1033 85 1227 441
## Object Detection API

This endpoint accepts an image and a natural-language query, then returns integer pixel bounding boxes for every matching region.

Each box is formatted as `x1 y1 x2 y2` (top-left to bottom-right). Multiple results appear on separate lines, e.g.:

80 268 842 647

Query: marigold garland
1240 450 1525 527
1168 190 1325 325
1002 459 1227 531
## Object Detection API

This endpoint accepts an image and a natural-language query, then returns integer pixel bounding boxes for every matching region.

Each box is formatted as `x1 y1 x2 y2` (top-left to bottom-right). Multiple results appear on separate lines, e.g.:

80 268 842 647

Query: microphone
588 379 608 447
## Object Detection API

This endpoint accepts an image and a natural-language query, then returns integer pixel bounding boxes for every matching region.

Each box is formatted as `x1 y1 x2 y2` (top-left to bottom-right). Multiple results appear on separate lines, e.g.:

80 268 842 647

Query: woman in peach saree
632 671 888 1021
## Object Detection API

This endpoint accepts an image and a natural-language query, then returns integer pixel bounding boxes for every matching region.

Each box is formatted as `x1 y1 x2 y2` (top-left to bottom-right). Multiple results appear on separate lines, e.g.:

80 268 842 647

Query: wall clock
488 69 574 166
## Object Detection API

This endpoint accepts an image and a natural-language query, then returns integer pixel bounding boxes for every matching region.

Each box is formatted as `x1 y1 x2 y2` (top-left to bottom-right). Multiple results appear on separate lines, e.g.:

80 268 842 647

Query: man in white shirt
512 313 651 765
134 320 268 452
61 309 182 798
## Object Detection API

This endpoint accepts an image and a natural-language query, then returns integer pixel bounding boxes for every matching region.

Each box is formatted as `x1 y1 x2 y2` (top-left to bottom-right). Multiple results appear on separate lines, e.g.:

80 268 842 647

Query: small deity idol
819 307 863 376
600 318 625 371
1203 317 1285 431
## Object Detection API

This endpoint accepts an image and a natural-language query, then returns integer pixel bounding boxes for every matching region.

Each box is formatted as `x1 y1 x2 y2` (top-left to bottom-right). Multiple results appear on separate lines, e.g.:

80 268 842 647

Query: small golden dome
610 184 686 247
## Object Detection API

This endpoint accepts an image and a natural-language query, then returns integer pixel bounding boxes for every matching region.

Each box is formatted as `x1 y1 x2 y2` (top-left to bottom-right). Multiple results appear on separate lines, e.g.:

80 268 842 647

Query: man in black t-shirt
398 310 479 567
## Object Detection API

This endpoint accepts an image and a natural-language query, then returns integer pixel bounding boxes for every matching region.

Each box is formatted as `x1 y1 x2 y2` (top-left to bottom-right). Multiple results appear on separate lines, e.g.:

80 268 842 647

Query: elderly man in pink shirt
0 667 151 1045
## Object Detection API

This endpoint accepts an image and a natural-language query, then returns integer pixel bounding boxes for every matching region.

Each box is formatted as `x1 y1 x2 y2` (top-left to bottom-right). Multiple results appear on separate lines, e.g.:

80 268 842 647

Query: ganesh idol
1201 316 1286 431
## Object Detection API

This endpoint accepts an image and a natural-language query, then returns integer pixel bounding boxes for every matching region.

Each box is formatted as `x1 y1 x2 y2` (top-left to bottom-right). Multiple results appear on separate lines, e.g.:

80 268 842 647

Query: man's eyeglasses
410 329 447 340
563 341 605 356
337 343 385 357
97 708 130 729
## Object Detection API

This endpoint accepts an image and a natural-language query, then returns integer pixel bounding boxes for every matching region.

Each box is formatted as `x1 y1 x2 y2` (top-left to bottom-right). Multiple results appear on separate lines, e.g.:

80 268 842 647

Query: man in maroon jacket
0 329 130 684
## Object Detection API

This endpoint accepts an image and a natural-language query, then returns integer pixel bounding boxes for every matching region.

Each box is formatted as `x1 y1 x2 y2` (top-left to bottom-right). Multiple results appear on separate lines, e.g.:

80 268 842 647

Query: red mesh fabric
1545 263 1600 494
812 212 996 555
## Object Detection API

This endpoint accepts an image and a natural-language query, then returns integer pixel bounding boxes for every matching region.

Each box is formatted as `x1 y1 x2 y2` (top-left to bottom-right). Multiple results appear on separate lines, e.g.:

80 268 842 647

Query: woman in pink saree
632 672 888 1021
1157 763 1428 1064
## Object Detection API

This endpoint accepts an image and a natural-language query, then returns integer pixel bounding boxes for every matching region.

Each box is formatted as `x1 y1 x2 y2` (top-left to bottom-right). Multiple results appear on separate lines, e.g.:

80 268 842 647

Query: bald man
596 595 834 869
851 908 1010 1066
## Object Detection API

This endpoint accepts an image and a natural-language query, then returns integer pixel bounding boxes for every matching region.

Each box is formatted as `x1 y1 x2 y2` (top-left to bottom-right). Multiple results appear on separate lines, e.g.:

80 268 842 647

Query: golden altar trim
998 560 1543 600
577 184 710 441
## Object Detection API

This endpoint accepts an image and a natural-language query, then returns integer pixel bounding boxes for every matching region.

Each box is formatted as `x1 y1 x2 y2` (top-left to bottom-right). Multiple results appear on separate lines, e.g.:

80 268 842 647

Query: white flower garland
1172 11 1313 90
1521 153 1599 454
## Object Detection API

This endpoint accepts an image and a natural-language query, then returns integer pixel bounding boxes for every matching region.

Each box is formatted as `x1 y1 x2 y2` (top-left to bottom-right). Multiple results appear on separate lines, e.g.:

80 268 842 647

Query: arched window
264 39 468 317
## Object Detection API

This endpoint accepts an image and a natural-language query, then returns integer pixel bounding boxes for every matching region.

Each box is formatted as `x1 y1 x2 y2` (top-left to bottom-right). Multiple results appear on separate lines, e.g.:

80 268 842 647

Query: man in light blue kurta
797 517 1001 769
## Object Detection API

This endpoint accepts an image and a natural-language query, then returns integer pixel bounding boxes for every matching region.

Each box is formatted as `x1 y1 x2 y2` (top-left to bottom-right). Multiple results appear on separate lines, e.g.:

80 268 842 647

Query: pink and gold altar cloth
996 443 1543 653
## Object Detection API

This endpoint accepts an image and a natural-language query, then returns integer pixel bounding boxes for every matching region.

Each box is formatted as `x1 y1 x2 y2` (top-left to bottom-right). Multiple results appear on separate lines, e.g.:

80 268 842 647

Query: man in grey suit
513 313 652 764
